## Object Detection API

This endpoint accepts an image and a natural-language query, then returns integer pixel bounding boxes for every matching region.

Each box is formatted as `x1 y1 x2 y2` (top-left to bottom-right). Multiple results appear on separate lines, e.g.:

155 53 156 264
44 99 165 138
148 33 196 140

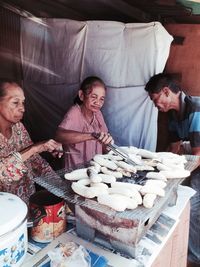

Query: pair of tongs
92 132 142 166
53 149 80 155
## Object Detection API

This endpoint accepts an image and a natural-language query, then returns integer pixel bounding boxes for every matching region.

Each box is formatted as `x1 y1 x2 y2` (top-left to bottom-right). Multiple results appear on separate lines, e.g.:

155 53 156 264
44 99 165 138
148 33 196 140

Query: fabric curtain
20 18 173 150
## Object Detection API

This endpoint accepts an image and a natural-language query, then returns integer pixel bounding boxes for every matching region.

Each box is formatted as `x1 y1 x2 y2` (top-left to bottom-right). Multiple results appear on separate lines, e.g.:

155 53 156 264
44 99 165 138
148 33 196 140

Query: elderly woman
55 76 113 169
0 79 62 204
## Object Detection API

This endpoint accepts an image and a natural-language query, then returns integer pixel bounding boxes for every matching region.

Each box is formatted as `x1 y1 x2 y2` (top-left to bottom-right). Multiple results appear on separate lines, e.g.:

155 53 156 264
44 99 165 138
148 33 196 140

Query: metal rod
54 149 80 155
91 132 141 165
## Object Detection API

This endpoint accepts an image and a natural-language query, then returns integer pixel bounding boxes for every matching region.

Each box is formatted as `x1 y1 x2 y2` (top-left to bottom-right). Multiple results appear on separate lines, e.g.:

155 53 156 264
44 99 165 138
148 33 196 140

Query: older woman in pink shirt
55 76 113 169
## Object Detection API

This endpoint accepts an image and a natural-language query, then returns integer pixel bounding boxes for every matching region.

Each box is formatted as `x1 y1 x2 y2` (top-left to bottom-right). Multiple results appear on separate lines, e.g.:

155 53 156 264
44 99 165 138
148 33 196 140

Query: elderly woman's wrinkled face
0 83 25 124
79 85 106 113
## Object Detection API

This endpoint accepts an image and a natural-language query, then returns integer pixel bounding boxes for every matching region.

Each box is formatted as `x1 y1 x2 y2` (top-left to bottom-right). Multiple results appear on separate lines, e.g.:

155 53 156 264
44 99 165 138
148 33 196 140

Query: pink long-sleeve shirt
58 104 108 169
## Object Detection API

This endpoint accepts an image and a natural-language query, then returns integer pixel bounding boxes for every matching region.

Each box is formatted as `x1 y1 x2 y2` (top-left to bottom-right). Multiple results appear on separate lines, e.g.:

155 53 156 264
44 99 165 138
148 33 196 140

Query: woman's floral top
0 122 54 205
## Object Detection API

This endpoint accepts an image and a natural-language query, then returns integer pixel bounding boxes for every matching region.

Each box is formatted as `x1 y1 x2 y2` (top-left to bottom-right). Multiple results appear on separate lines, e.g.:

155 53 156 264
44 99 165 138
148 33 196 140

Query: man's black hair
145 73 181 94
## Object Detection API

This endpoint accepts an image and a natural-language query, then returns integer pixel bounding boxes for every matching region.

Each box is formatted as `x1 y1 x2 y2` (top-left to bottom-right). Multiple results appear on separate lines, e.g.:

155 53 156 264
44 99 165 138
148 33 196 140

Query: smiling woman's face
79 85 106 113
0 83 25 124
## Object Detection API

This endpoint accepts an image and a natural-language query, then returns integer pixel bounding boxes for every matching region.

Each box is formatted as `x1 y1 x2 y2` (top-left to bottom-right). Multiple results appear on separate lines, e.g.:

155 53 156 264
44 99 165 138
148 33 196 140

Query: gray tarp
21 19 173 150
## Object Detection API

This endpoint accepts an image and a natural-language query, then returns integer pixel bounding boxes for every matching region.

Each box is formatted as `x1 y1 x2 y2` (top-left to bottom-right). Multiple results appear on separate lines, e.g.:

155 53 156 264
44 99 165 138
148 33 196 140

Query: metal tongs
53 149 80 155
92 132 142 166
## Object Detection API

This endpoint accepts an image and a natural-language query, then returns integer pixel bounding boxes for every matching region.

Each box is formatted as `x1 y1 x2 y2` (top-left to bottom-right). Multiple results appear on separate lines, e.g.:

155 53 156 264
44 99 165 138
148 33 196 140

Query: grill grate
34 155 199 220
34 155 199 251
34 167 120 215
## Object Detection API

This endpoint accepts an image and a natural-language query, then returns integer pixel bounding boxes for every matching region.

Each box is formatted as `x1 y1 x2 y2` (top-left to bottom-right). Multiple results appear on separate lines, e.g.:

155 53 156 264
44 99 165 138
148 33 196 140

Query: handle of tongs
91 132 101 139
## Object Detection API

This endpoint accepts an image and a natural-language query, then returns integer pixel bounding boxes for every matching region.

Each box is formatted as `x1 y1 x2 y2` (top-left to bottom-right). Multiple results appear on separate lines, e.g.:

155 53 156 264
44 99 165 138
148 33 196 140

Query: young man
145 73 200 267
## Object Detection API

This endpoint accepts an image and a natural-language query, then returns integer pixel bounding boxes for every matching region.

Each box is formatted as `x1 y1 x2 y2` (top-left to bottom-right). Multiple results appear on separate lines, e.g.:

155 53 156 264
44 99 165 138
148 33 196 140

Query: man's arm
167 141 182 154
191 147 200 156
168 141 200 155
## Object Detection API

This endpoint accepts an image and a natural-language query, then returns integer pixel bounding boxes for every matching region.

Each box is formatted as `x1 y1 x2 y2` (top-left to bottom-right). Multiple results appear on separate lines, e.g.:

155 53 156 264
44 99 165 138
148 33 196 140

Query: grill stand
75 185 178 258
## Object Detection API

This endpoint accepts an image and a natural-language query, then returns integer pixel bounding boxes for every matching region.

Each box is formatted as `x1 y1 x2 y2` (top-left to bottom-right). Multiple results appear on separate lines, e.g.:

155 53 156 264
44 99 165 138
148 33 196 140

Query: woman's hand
97 132 114 145
20 139 63 161
32 139 63 157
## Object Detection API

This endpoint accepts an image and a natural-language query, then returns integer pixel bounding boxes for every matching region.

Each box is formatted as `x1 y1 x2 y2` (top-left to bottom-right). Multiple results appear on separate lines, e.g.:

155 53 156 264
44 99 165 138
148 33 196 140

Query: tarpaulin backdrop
20 19 173 151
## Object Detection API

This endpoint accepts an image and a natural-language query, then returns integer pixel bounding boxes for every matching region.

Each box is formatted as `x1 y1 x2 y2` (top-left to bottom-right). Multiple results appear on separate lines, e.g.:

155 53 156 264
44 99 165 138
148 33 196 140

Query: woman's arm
55 128 95 144
20 139 62 161
0 139 62 182
55 128 113 148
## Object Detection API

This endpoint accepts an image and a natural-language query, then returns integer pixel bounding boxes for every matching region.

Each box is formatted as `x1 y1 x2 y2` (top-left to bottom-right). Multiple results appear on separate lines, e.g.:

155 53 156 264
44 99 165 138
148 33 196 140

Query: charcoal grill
34 155 199 257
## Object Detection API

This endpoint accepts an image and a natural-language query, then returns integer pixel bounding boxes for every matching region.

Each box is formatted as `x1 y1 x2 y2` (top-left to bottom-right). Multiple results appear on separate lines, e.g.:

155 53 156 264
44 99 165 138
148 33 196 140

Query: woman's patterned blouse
0 122 54 205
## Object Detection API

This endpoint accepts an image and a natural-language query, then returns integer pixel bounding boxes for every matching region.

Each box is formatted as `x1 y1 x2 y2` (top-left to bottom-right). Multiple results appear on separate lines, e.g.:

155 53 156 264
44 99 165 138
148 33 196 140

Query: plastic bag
48 242 91 267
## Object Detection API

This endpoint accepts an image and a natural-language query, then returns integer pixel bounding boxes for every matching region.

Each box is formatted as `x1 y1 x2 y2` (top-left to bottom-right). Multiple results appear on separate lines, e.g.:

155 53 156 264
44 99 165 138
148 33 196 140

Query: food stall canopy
2 0 200 24
21 19 173 150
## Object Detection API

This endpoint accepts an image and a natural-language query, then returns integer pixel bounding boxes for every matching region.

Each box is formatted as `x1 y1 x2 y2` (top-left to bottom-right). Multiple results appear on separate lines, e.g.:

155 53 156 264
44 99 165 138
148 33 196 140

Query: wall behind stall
156 24 200 152
165 24 200 96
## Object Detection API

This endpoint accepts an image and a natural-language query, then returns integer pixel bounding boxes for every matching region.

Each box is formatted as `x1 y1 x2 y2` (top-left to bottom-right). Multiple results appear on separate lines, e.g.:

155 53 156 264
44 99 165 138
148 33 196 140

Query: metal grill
34 155 199 220
34 155 199 256
34 167 119 214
